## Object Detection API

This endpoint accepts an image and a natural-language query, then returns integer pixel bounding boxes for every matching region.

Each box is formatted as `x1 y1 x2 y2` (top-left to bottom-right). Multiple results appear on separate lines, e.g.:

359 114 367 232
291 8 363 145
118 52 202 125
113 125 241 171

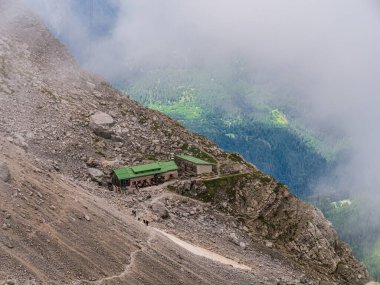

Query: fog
20 0 380 204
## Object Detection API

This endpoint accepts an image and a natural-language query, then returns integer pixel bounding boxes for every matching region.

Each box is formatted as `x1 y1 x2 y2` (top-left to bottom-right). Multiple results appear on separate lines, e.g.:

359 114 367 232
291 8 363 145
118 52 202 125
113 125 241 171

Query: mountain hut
112 161 178 190
174 155 214 176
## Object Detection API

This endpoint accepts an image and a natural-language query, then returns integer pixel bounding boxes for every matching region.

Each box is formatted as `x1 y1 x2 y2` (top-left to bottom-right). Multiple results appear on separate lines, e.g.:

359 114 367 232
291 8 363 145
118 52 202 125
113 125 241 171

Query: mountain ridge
0 1 372 284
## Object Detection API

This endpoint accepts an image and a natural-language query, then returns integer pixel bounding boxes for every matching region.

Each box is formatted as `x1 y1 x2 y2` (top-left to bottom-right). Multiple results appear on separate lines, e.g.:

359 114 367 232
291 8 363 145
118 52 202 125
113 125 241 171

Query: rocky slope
0 1 372 284
174 171 369 284
0 138 280 285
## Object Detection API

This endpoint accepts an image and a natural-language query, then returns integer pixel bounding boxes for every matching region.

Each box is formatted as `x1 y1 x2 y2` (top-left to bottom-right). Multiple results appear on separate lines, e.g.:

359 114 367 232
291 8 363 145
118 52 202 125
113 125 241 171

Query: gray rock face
90 111 114 127
0 161 10 182
87 168 104 182
191 172 370 284
89 111 115 139
151 202 170 219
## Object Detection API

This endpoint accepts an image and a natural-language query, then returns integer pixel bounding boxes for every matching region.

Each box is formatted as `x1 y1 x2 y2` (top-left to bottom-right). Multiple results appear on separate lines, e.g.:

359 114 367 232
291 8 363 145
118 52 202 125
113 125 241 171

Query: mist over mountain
22 0 380 196
2 1 377 283
20 0 380 279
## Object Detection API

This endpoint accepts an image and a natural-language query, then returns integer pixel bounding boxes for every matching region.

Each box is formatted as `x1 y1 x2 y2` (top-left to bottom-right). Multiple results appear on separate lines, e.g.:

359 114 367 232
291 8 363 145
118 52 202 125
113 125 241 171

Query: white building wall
196 165 213 175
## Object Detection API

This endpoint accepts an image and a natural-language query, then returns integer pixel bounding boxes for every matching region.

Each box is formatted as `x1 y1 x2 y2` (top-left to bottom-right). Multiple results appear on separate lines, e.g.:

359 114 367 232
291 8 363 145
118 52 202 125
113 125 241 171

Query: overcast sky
20 0 380 205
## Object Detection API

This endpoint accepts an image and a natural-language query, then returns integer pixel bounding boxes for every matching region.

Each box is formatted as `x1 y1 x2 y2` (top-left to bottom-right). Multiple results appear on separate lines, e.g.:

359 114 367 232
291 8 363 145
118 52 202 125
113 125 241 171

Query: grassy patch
225 133 236 139
181 144 217 164
250 170 273 184
202 173 250 202
270 109 288 126
228 152 244 162
148 98 203 121
144 154 157 161
166 185 176 192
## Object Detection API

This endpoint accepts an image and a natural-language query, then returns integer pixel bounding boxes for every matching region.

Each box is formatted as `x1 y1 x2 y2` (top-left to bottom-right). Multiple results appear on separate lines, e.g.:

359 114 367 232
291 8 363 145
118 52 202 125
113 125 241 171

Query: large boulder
150 202 170 219
87 168 104 183
90 111 114 126
0 161 10 182
89 111 115 139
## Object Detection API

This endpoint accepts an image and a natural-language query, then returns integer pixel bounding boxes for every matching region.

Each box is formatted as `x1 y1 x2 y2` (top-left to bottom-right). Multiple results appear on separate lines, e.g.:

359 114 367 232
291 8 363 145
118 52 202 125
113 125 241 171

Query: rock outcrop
174 172 369 284
89 111 115 139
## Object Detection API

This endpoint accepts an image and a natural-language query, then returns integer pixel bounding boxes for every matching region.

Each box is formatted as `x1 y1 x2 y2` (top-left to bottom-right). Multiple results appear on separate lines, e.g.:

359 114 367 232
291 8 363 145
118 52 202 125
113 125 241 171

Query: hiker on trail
132 182 139 194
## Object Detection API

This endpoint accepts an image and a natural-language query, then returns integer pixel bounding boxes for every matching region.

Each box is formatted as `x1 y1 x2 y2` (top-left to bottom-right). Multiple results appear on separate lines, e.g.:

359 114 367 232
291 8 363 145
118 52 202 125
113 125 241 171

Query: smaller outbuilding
112 161 178 191
174 155 215 176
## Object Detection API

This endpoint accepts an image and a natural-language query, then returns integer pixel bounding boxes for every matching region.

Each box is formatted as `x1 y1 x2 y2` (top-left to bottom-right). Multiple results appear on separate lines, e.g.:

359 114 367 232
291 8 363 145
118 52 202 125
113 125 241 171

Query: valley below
0 1 379 284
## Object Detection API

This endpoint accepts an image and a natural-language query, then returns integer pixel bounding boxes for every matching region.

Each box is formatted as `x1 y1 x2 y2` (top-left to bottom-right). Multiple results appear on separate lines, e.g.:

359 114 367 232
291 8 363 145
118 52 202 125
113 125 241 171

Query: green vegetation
166 184 176 192
119 65 340 197
225 133 236 139
312 195 380 280
364 241 380 280
180 143 217 164
148 93 203 120
201 173 250 203
227 152 244 162
270 109 288 126
117 63 377 280
143 153 158 161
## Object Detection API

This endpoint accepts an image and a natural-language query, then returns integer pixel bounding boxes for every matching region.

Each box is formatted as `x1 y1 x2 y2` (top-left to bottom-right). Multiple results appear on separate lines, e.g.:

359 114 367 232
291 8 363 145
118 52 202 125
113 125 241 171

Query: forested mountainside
119 66 341 199
119 66 380 279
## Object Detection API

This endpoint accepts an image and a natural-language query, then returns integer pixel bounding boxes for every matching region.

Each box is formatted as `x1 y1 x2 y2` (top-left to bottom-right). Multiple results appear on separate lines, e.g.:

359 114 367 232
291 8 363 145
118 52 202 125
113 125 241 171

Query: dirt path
154 229 251 271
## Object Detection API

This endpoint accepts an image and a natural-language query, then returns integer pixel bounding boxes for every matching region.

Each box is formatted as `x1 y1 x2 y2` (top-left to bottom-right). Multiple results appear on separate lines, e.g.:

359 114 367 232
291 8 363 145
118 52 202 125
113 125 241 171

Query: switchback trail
154 228 252 271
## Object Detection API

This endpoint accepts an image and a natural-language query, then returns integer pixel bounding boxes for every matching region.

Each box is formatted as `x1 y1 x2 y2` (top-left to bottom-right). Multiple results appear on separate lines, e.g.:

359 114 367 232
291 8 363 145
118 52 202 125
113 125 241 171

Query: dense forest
120 65 338 198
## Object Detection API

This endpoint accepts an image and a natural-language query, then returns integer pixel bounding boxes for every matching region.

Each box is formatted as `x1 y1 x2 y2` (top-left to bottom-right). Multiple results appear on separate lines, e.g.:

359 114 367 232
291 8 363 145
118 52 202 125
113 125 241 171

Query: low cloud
20 0 380 204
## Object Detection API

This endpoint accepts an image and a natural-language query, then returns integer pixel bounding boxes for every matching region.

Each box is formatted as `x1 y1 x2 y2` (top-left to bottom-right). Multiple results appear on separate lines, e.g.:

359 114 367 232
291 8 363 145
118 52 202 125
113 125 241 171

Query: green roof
175 155 215 165
114 161 178 181
131 163 161 174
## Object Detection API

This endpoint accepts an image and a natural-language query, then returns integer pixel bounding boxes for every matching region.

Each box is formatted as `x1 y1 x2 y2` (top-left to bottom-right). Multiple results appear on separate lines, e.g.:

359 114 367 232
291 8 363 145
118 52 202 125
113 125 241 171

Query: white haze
20 1 380 203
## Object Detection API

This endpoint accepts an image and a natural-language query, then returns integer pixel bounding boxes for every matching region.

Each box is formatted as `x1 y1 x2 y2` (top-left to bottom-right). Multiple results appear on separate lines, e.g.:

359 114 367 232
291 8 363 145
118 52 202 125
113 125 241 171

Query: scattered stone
229 233 240 245
4 238 14 249
85 214 91 221
0 161 11 182
13 133 28 150
90 111 114 126
265 241 273 248
87 168 104 182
